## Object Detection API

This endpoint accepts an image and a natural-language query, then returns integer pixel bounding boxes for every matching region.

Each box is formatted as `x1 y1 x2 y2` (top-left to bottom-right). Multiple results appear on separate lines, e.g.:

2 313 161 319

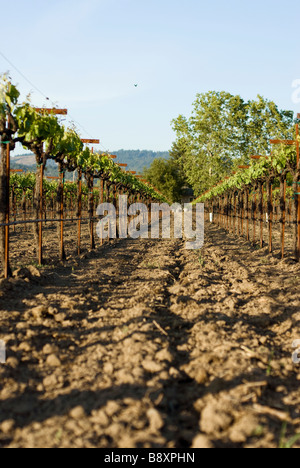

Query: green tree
144 157 185 202
168 137 189 186
171 91 294 196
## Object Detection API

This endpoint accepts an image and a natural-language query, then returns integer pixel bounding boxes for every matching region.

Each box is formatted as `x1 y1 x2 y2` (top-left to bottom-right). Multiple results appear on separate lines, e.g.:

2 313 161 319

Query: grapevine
194 132 300 260
0 77 168 275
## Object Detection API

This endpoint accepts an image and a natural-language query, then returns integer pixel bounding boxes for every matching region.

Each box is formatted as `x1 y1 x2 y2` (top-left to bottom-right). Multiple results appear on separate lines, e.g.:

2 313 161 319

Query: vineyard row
195 123 300 261
0 78 167 278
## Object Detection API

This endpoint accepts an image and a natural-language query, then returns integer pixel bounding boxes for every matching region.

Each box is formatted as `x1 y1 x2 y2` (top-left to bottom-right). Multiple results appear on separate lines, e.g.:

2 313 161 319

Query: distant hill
111 150 169 173
11 153 36 166
11 153 64 179
11 150 169 176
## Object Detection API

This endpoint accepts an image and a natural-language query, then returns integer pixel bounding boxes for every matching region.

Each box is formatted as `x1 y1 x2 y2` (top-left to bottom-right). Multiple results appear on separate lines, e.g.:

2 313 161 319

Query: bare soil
0 223 300 448
6 217 93 270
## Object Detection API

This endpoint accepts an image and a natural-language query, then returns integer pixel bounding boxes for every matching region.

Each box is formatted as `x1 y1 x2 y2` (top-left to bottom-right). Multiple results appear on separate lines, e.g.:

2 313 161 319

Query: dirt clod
69 406 86 420
200 403 233 435
46 354 61 367
191 434 214 449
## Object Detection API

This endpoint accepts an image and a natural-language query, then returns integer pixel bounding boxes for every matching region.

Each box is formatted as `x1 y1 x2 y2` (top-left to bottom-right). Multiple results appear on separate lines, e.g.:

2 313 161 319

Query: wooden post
22 188 27 231
113 184 117 208
296 124 300 260
52 192 55 220
59 169 66 261
226 194 229 231
252 188 257 245
267 180 273 254
4 142 10 278
246 188 250 242
238 193 241 235
100 178 104 246
241 190 244 237
230 193 233 232
38 164 44 266
11 185 16 232
280 175 287 260
294 176 299 260
77 169 82 256
234 193 237 235
258 182 263 249
88 173 95 250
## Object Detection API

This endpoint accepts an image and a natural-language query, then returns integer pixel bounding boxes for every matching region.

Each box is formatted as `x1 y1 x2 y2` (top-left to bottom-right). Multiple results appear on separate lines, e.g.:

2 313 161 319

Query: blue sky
1 0 300 152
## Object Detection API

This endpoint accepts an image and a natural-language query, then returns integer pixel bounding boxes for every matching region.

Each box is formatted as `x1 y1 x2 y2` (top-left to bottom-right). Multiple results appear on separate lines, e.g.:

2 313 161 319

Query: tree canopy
144 157 185 203
171 91 295 196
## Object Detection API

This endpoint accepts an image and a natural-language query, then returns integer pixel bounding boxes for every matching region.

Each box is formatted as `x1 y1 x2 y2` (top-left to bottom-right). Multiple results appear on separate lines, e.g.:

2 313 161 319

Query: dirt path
0 224 300 448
